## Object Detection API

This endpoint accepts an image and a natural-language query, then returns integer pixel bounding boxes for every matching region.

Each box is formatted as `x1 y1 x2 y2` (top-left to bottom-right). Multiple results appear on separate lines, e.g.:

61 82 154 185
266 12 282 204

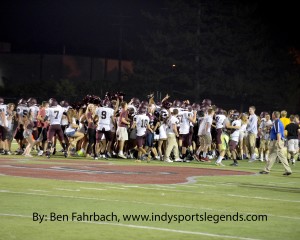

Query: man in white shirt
164 109 180 163
247 106 258 162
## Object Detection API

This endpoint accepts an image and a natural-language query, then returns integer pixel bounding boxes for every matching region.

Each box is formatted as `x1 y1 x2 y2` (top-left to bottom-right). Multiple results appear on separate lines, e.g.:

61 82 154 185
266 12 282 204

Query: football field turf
0 150 299 240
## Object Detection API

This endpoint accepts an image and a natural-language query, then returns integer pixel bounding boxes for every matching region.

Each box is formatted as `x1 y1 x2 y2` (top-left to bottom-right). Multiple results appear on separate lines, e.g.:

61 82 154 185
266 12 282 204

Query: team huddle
0 94 299 174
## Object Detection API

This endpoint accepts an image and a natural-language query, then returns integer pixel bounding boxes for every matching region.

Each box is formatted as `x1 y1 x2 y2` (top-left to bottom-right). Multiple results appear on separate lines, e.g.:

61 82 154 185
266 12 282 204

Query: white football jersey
215 114 226 129
134 114 150 136
17 105 29 118
29 105 39 122
179 111 193 134
230 119 241 142
46 105 64 125
61 107 69 126
96 107 114 131
0 104 7 127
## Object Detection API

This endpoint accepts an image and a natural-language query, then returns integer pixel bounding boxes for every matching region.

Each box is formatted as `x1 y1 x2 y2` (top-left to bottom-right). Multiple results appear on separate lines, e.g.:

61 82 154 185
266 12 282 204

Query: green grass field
1 144 300 240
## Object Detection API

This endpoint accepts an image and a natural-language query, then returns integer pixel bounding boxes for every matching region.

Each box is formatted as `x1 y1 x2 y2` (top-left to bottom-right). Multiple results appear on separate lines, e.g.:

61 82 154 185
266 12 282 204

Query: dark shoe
230 162 238 166
259 170 269 174
283 172 292 176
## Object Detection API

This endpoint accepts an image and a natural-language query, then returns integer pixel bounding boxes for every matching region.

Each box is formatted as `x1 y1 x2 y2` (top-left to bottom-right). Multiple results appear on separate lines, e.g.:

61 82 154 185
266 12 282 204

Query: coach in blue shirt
260 111 292 175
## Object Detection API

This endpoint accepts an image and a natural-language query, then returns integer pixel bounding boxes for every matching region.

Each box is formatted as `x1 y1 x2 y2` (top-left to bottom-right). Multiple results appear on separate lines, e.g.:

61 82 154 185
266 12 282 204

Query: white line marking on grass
106 186 126 190
153 184 176 188
0 213 262 240
54 188 80 192
131 186 206 194
80 220 262 240
227 194 300 203
28 189 50 192
80 187 106 191
121 185 139 188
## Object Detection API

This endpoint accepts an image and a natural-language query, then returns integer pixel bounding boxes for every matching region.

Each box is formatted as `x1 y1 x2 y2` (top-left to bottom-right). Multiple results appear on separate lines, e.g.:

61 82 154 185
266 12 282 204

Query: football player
132 105 152 161
14 98 29 154
95 98 118 158
178 105 196 162
44 98 67 158
0 97 8 154
229 112 242 166
27 98 39 140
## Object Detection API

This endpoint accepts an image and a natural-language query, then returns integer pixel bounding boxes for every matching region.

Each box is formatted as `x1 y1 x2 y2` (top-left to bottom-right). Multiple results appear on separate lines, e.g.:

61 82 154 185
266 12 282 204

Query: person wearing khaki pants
260 111 292 175
247 106 258 162
164 109 180 162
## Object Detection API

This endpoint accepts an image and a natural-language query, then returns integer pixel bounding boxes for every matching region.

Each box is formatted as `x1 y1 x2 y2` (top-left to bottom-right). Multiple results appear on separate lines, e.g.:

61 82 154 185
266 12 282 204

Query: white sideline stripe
153 184 176 189
80 187 106 191
121 185 139 188
228 194 300 203
81 220 261 240
106 186 126 190
119 186 205 194
0 213 262 240
28 189 50 192
1 189 299 220
54 188 80 192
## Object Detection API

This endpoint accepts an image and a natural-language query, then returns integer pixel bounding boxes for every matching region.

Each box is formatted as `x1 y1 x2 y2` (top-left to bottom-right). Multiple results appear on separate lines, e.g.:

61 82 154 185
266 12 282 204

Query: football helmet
173 100 182 108
202 99 212 107
162 101 172 109
49 98 58 107
160 109 169 119
27 98 37 106
260 112 269 118
18 98 27 106
102 99 111 107
138 106 147 114
231 111 240 120
128 106 137 117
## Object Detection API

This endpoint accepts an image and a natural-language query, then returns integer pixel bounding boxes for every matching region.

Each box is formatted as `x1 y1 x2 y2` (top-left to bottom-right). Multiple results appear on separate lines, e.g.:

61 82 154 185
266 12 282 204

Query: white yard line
227 194 300 203
28 189 50 192
105 186 126 190
54 188 80 192
80 187 106 191
0 213 262 240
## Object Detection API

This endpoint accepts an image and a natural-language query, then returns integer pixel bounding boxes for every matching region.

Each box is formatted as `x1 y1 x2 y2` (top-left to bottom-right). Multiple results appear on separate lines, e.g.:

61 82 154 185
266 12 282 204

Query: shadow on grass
239 183 300 193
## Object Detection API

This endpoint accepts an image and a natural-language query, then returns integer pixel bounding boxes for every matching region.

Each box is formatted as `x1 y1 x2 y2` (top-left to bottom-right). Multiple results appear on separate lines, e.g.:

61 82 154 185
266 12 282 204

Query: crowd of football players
0 93 299 168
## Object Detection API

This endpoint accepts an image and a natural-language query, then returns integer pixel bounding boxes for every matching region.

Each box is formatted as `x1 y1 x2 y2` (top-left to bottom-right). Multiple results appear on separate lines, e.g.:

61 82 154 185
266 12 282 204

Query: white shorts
288 139 299 153
116 127 128 141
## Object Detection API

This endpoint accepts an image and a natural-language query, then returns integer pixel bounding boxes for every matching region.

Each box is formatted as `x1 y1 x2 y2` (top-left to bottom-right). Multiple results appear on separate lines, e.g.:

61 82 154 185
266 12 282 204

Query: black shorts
14 127 24 141
0 126 8 141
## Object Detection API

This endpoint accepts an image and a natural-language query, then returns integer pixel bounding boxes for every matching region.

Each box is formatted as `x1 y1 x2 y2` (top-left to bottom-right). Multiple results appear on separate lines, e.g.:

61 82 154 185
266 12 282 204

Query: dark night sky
0 0 299 57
